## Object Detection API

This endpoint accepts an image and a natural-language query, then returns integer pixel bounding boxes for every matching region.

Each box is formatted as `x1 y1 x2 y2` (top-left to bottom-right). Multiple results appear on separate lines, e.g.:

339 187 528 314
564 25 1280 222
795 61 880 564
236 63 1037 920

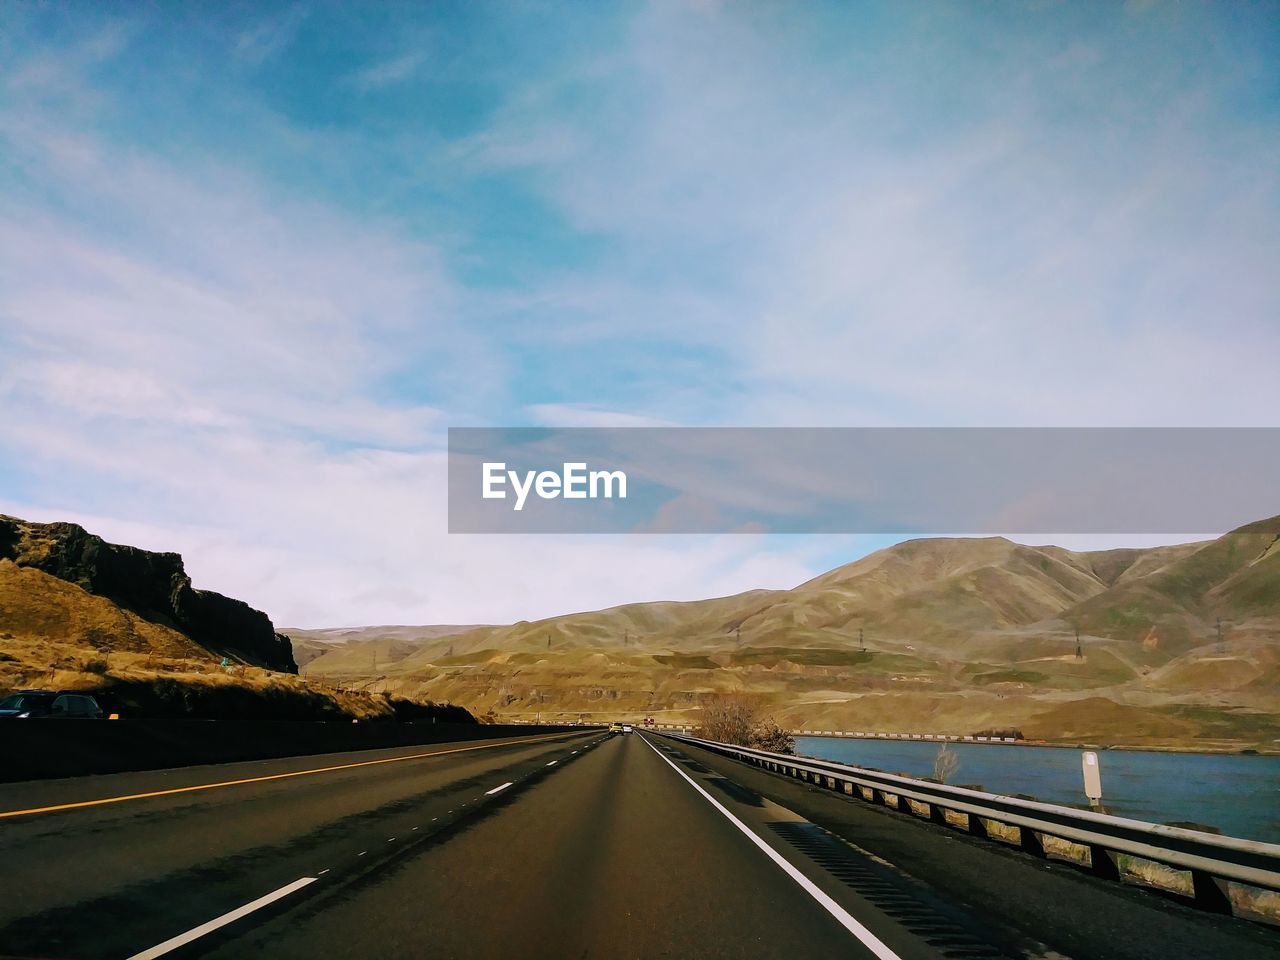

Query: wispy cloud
463 2 1280 427
525 404 676 428
1 2 1276 624
233 6 308 65
348 51 426 91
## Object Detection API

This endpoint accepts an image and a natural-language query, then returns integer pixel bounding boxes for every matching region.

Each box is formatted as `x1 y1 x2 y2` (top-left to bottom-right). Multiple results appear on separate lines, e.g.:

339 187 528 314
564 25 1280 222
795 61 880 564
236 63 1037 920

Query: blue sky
1 2 1277 625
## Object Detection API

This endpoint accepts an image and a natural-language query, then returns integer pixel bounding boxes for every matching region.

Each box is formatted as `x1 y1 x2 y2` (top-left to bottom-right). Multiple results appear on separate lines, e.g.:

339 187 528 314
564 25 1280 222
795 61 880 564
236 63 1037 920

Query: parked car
0 690 104 719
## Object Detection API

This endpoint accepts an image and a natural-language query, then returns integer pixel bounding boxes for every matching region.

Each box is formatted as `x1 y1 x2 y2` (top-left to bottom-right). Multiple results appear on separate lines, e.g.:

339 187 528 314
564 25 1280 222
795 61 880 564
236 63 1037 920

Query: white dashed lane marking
125 876 319 960
123 735 604 960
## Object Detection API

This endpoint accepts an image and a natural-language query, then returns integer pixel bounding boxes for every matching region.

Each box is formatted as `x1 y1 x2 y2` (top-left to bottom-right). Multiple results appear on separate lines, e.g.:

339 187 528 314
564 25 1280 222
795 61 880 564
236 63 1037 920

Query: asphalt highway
2 730 1276 960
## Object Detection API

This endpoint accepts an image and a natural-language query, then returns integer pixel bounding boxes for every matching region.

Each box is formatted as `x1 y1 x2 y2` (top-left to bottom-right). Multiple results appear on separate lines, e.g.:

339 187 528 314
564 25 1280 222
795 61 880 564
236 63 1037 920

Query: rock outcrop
0 516 296 673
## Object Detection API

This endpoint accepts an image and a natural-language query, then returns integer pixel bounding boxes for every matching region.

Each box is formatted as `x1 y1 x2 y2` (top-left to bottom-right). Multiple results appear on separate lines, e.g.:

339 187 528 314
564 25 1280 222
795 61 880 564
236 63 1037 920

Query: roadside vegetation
0 636 472 722
698 694 795 754
932 743 960 783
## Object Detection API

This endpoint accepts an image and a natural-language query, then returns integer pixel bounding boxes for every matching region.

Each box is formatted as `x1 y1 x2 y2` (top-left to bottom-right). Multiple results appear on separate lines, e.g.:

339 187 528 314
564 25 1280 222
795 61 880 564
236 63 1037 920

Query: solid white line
485 781 513 795
639 736 902 960
126 876 318 960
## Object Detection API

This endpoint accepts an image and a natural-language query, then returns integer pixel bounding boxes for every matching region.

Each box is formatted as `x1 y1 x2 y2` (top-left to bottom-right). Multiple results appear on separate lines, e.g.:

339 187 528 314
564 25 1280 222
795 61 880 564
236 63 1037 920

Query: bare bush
698 694 795 755
933 744 960 783
753 718 795 754
699 694 756 745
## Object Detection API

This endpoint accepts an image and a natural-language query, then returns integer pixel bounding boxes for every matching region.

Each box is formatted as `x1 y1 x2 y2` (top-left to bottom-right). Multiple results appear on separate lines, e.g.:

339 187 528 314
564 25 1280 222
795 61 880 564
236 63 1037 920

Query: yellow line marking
0 732 576 821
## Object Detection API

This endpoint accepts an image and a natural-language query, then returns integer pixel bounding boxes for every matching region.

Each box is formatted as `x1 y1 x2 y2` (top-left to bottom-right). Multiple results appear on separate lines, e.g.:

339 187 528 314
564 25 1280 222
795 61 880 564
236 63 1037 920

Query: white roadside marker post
1082 751 1119 879
1082 751 1103 808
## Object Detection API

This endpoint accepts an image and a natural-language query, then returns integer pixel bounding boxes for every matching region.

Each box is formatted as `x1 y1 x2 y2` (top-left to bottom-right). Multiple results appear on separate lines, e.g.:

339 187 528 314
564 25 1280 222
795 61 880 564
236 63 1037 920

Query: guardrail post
1019 827 1047 858
1190 870 1233 914
967 813 988 839
1089 846 1120 880
929 803 947 825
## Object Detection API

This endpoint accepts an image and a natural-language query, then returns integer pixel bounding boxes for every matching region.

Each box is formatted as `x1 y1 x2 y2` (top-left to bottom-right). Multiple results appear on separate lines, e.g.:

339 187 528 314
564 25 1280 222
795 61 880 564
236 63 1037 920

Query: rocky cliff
0 516 296 673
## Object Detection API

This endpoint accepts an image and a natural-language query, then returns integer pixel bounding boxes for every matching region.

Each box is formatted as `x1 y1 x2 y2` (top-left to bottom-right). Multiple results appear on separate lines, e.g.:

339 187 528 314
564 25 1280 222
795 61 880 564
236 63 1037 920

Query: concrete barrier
0 720 589 783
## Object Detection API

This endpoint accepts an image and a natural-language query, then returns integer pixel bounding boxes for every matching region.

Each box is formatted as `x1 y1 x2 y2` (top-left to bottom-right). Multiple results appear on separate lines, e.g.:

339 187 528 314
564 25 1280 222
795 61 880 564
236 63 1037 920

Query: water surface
795 737 1280 843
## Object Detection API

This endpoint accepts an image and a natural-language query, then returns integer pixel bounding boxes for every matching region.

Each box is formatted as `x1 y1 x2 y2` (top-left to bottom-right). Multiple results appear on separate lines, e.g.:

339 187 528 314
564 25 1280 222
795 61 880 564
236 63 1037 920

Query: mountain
1064 527 1280 650
0 561 212 661
0 516 470 722
287 625 494 671
1 516 294 671
8 509 1270 741
303 520 1280 748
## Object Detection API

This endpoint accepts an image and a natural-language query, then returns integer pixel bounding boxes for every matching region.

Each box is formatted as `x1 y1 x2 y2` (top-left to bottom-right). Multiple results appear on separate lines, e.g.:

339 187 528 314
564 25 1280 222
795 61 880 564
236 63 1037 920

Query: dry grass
983 820 1020 843
0 633 440 722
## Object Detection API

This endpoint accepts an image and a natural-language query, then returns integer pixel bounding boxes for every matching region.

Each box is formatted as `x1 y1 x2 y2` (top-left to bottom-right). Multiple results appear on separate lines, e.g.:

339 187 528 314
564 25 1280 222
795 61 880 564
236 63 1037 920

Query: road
1 730 1276 959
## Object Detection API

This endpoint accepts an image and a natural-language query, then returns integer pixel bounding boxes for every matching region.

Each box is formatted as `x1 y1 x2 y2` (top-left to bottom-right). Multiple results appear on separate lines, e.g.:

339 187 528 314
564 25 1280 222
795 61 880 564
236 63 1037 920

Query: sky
1 1 1277 627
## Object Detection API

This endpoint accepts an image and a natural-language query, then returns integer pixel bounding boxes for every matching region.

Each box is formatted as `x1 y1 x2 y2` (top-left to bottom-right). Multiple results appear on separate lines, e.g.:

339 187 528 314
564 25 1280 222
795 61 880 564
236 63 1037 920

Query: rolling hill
303 521 1280 748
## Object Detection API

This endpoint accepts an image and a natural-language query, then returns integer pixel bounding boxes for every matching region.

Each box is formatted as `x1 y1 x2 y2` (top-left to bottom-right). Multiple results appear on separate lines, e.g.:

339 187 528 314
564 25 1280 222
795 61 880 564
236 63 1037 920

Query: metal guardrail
793 729 1021 743
659 732 1280 916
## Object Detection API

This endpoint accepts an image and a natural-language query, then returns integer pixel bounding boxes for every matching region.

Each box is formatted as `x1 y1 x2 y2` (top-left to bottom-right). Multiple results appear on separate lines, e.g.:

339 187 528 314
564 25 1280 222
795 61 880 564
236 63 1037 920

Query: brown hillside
303 524 1280 748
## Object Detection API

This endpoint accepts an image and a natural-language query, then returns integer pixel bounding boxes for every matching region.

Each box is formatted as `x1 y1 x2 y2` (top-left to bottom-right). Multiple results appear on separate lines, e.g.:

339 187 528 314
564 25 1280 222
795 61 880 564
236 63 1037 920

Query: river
794 737 1280 843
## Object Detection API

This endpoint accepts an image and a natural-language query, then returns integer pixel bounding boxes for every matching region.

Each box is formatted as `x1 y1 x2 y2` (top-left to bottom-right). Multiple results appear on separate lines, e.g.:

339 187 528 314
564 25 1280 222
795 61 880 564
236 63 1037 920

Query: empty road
2 730 1276 959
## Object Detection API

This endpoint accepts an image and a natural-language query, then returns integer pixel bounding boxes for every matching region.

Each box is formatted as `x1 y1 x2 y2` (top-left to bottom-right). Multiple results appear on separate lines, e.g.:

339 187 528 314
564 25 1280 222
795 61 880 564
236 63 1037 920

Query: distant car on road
0 690 105 719
621 724 633 734
608 722 623 734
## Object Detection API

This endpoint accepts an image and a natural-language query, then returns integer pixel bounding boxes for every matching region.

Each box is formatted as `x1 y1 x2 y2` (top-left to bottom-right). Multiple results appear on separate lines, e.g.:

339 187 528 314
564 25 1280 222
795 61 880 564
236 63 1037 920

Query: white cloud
525 404 675 428
233 7 308 65
467 2 1280 428
348 51 426 91
0 41 824 627
2 3 1276 630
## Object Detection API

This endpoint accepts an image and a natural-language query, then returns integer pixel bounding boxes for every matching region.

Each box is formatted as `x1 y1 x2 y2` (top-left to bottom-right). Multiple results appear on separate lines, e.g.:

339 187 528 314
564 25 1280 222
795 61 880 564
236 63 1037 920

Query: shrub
699 694 756 744
933 744 959 783
698 694 795 755
752 718 795 754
